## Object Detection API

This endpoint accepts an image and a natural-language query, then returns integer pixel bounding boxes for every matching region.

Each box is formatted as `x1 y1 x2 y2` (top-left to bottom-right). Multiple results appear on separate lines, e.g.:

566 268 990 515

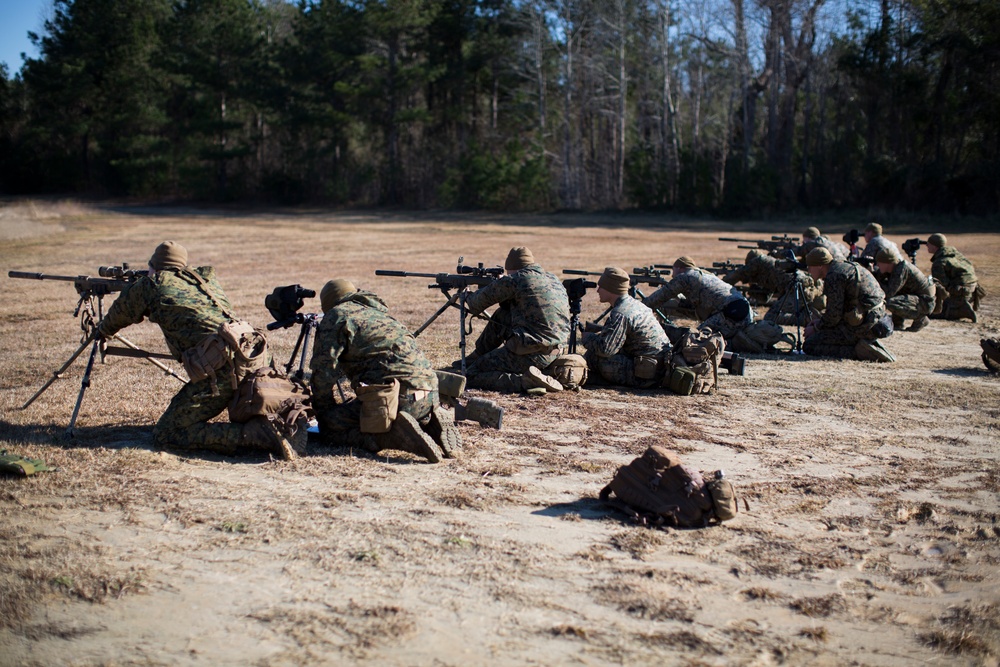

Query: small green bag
0 450 55 477
666 367 697 396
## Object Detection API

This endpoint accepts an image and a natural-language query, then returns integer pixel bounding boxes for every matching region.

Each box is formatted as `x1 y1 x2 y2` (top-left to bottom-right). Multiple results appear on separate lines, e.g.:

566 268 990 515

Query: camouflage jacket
818 261 886 330
309 291 436 415
644 268 743 320
725 254 811 294
799 236 848 261
931 246 977 289
880 261 933 299
860 235 900 263
588 295 671 360
464 264 570 352
98 267 233 359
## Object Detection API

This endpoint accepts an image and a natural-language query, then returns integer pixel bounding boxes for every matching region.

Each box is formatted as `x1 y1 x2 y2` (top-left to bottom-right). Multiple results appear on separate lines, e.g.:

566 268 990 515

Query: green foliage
439 140 550 210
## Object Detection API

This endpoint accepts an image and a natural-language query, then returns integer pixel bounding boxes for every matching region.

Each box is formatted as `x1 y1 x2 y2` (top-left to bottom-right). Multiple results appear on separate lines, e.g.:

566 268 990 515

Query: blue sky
1 0 49 75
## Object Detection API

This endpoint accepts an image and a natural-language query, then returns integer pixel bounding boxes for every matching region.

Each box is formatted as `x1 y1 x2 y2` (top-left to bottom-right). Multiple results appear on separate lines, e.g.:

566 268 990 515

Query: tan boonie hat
505 247 535 272
674 256 697 270
803 227 821 239
864 222 883 235
320 279 357 312
149 241 188 270
805 248 834 266
876 249 900 264
927 233 947 248
598 267 630 296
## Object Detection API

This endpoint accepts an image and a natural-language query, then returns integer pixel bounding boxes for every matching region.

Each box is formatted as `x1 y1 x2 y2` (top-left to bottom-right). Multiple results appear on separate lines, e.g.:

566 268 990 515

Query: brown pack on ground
666 329 725 395
599 446 715 527
982 338 1000 373
545 354 588 390
228 367 312 426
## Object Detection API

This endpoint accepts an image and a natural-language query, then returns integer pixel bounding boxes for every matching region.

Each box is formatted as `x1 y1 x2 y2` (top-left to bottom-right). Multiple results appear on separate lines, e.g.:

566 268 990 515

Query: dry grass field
0 200 998 666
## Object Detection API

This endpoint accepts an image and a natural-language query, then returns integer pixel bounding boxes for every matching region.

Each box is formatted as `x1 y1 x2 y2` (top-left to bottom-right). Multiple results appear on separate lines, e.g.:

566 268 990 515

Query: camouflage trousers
886 293 933 320
583 348 659 388
803 321 883 359
315 387 437 450
937 283 980 319
466 308 559 392
153 373 242 455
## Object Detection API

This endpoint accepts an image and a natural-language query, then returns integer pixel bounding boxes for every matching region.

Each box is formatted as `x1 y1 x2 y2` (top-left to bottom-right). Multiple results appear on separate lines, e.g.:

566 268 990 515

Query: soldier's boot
520 366 563 393
375 412 445 463
241 416 306 460
891 314 905 329
422 405 463 458
435 370 467 403
908 315 930 332
957 299 978 323
855 339 896 363
455 397 504 429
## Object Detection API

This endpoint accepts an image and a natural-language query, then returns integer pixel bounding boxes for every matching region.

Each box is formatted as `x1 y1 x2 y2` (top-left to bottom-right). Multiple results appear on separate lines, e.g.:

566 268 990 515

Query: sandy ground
0 201 998 666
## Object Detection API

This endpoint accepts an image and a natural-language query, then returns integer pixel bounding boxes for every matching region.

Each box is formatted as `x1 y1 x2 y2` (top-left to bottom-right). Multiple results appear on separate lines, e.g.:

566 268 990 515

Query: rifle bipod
771 273 812 355
23 330 186 438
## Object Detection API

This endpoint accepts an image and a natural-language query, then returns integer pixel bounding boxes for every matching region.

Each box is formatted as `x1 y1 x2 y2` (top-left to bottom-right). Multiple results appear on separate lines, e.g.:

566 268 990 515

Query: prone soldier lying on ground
797 227 848 261
581 267 672 387
802 248 895 362
97 242 305 459
462 247 570 395
643 256 754 343
875 249 934 332
926 233 983 323
309 279 460 463
724 249 822 326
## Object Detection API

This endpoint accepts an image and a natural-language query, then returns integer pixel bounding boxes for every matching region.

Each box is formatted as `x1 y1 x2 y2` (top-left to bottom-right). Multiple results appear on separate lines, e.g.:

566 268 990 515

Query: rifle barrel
375 270 438 279
9 271 82 282
718 237 760 243
562 269 601 276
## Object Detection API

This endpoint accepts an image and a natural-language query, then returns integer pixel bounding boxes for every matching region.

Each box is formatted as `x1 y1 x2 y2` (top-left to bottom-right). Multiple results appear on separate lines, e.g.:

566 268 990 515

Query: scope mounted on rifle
98 263 148 280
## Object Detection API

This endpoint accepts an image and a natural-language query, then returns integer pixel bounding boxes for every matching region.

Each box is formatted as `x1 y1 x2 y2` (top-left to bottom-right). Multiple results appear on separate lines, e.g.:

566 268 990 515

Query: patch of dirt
1 200 999 665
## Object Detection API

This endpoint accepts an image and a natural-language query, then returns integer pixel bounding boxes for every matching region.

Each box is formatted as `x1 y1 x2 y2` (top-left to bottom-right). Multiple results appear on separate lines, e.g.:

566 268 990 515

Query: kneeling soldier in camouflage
98 241 301 459
583 267 672 387
926 233 982 323
309 279 459 463
803 248 895 362
875 249 934 332
463 246 570 394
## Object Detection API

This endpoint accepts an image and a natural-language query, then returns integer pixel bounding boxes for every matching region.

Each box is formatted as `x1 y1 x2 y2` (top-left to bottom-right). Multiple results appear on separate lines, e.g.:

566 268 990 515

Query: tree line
0 0 996 215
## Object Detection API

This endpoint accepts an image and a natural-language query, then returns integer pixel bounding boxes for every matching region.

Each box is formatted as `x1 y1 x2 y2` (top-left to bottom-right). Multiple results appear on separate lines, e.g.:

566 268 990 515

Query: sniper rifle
719 235 800 256
375 258 504 374
8 263 186 436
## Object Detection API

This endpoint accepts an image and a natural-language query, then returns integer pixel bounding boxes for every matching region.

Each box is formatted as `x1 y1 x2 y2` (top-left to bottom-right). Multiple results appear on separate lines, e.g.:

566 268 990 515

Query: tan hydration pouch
356 379 400 434
218 319 269 384
182 334 230 394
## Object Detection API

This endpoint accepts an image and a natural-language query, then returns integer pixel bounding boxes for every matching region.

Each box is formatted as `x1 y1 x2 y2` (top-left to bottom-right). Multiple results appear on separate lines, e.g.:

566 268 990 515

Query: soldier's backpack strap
179 268 237 320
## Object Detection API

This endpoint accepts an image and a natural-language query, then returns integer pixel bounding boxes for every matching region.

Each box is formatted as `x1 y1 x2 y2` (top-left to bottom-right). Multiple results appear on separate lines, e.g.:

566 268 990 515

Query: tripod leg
110 334 187 384
66 339 100 437
22 332 98 409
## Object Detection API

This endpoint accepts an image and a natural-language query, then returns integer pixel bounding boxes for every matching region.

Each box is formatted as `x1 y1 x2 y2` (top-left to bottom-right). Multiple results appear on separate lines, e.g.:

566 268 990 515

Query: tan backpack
545 354 589 390
599 446 739 527
666 329 725 395
228 367 312 427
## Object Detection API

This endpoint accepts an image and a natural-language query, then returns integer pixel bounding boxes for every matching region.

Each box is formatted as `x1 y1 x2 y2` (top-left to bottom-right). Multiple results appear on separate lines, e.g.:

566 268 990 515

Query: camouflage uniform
725 254 819 325
799 237 848 262
860 235 900 266
879 261 934 323
583 296 672 387
930 246 980 320
98 267 243 453
463 264 570 392
804 261 890 358
309 291 438 447
644 268 752 340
